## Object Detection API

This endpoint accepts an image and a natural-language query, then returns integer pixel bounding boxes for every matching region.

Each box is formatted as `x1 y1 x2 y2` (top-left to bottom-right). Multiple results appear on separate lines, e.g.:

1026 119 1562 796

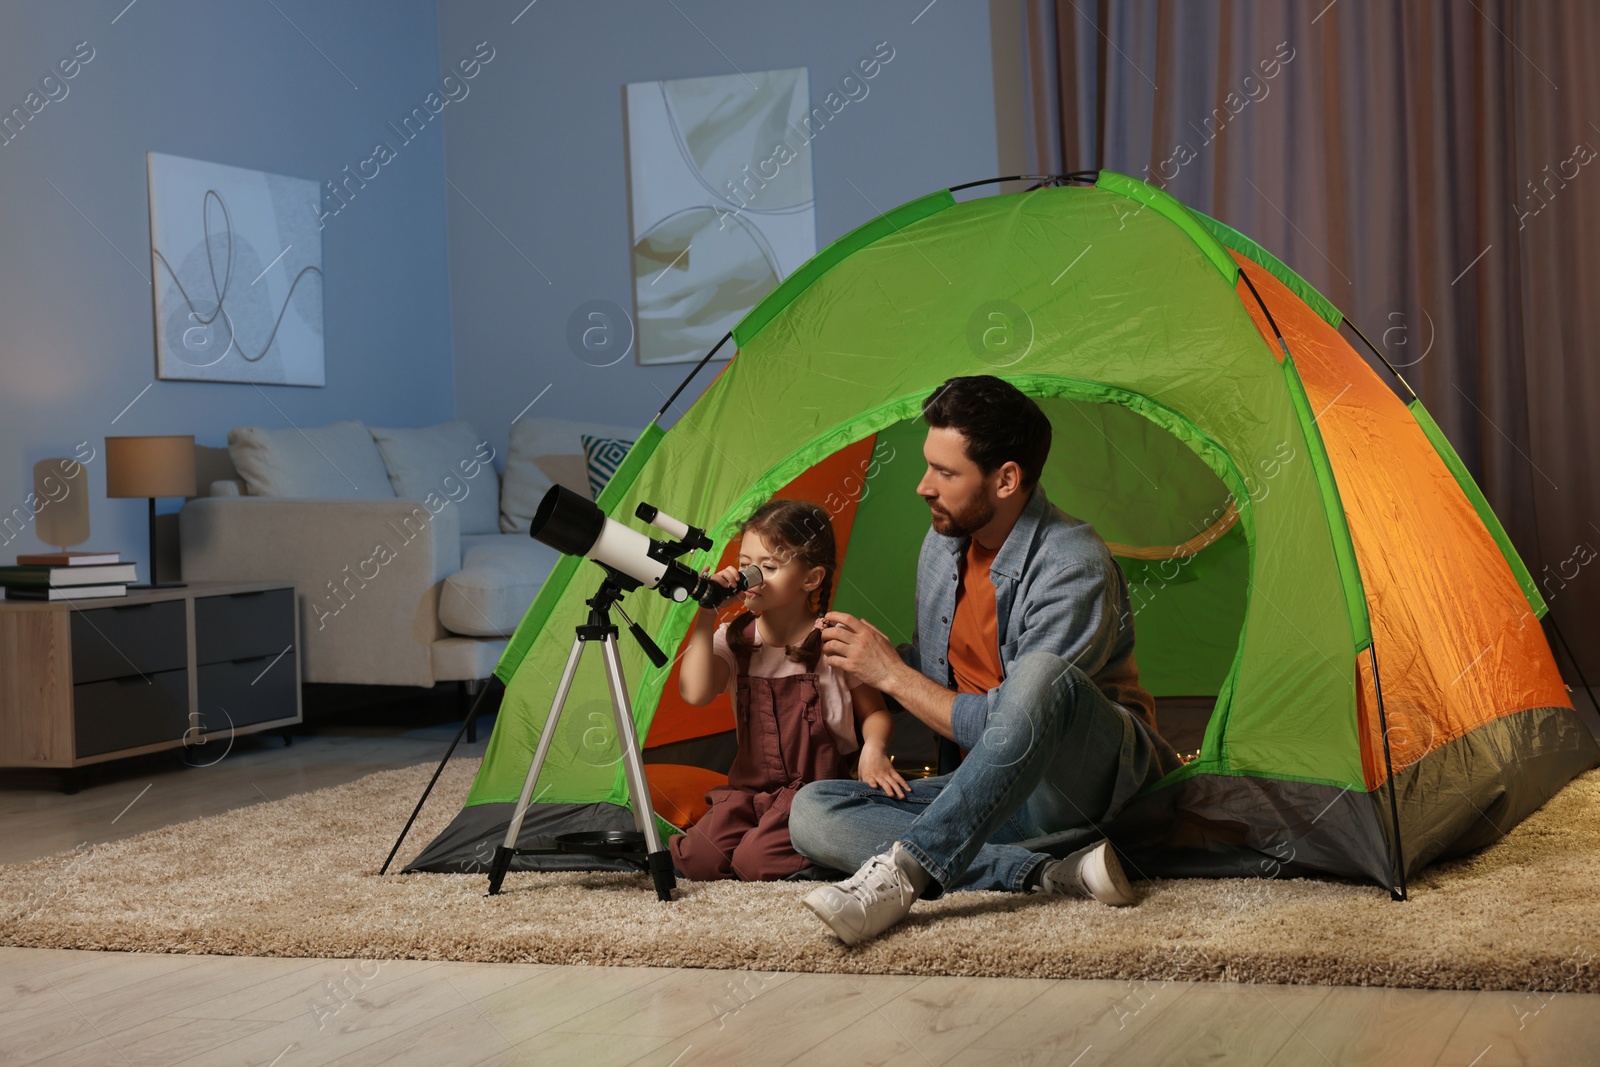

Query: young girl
671 498 906 881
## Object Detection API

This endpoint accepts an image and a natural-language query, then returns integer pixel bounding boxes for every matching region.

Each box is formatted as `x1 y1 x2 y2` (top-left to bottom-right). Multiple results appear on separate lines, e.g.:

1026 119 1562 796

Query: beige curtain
1017 0 1600 693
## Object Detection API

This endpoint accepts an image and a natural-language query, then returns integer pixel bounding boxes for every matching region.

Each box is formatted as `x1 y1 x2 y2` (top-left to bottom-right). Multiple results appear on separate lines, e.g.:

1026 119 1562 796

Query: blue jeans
789 652 1172 895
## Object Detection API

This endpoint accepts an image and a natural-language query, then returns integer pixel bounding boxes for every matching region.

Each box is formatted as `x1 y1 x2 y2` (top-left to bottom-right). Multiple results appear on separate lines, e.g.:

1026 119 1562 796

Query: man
791 375 1180 945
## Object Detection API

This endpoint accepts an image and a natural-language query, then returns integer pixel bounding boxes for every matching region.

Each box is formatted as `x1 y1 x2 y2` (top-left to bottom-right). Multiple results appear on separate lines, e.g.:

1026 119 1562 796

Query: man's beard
929 495 996 539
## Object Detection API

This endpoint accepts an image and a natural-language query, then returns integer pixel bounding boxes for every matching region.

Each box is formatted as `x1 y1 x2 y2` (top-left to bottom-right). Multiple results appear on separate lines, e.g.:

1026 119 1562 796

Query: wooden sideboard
0 580 301 789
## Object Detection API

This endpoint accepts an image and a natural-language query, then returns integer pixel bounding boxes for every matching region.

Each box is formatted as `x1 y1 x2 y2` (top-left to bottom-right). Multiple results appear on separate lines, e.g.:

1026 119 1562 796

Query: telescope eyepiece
693 563 764 609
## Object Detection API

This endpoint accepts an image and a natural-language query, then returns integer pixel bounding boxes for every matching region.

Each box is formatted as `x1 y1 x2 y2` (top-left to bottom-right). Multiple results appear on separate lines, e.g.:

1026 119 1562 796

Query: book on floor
0 563 140 586
13 551 121 566
4 584 128 601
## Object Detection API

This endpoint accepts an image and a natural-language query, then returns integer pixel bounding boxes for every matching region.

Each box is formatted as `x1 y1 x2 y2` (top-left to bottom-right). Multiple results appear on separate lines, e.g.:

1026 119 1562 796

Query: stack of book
0 551 139 601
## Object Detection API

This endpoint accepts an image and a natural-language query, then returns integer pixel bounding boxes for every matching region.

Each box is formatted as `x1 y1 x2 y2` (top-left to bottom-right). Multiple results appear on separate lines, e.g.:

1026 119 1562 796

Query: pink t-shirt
712 618 861 754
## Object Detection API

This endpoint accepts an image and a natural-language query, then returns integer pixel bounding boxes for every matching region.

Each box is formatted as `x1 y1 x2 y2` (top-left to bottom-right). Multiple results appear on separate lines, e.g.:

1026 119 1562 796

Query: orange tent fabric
1233 253 1571 788
643 434 880 748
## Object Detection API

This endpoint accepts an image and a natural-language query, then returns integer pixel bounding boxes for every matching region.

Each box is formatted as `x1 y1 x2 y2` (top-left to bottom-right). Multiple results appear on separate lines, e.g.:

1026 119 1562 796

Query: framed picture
624 67 818 366
147 151 325 386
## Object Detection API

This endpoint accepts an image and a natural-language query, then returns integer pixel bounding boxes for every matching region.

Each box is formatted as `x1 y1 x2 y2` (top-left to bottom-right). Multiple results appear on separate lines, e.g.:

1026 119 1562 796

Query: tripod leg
381 676 505 875
488 634 587 895
600 635 676 901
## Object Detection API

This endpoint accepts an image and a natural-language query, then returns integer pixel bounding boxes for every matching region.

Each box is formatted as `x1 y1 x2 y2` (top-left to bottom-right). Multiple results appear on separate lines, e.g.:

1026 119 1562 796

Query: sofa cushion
369 420 499 535
500 417 640 533
534 454 592 500
580 434 636 498
432 637 508 683
228 420 396 499
439 533 563 636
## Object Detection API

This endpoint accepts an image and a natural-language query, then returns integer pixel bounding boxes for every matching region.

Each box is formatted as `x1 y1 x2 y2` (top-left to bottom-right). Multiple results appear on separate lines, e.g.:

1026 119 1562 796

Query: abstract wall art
624 67 818 366
147 151 325 386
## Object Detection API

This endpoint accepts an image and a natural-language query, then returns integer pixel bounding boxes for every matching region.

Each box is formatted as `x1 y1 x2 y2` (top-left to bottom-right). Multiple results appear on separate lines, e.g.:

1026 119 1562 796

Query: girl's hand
697 565 742 613
857 743 908 799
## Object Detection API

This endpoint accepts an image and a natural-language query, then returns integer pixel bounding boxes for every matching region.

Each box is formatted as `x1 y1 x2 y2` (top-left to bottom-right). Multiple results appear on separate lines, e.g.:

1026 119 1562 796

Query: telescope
529 485 761 614
473 484 763 901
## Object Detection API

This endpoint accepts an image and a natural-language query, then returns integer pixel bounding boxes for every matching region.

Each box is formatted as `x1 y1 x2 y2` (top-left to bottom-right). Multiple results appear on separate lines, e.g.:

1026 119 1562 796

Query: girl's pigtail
725 609 759 663
792 568 834 671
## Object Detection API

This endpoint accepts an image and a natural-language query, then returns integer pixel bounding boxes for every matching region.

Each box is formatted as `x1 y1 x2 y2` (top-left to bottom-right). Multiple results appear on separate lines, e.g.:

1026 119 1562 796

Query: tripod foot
486 845 515 896
648 850 676 901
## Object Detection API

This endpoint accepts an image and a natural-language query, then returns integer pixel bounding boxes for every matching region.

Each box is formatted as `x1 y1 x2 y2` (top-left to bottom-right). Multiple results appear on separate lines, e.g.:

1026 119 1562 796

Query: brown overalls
669 637 846 881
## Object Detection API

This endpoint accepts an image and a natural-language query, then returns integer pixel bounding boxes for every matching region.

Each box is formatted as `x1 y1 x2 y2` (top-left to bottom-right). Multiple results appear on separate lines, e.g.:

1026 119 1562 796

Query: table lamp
105 435 197 588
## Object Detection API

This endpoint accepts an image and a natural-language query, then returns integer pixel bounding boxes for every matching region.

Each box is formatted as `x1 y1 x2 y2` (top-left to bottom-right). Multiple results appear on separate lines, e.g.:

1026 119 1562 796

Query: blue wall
436 0 1000 457
0 0 1001 576
0 0 455 574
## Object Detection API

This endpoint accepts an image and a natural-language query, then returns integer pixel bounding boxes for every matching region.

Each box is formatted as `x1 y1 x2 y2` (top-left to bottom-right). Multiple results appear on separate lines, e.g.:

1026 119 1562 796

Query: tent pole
1342 319 1421 403
1245 269 1409 897
379 675 506 875
654 331 733 424
1544 609 1600 720
1237 268 1292 360
946 173 1087 193
1368 641 1409 901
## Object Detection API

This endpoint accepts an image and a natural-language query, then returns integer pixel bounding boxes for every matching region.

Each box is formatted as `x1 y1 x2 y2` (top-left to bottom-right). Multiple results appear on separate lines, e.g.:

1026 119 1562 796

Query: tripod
485 568 676 901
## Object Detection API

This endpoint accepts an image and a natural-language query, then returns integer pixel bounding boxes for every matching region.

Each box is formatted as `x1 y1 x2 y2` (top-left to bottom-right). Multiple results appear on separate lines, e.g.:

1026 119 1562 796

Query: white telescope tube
587 521 668 589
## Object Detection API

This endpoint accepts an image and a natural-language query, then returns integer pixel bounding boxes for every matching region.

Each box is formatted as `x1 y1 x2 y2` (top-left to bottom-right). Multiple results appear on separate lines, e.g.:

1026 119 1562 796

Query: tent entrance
1034 395 1246 707
823 395 1247 757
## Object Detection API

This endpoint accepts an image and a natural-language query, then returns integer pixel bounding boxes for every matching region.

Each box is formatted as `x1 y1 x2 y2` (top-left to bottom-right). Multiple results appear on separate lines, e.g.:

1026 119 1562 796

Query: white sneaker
802 843 928 946
1034 839 1137 906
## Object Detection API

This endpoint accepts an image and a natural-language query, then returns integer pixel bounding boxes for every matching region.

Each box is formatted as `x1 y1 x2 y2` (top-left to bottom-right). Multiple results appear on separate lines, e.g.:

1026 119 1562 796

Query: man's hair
922 376 1052 490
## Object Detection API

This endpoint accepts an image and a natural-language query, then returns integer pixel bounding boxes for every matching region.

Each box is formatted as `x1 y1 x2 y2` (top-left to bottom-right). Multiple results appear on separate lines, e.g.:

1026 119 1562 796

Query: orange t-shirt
948 537 1004 694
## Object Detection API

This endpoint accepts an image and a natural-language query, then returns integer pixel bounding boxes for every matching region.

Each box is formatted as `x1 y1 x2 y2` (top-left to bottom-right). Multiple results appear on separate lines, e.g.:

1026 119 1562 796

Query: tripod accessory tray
555 830 648 861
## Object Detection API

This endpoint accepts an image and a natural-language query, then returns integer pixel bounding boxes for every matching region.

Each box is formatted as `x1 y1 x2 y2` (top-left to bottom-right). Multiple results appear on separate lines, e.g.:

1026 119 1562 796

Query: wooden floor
2 699 1596 1066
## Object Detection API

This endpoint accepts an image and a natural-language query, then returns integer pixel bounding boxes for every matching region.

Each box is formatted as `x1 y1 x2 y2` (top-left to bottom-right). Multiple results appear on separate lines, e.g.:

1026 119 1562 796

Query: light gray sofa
179 416 638 688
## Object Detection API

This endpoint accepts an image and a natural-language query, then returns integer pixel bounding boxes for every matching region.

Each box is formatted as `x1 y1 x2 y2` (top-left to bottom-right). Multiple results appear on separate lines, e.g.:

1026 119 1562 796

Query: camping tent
407 171 1597 896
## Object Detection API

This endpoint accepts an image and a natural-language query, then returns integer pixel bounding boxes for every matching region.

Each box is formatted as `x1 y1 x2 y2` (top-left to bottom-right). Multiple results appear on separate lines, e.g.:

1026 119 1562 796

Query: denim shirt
900 483 1166 756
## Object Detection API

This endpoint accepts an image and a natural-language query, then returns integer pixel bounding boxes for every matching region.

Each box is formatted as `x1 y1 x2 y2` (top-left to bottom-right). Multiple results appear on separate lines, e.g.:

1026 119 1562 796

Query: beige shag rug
3 760 1597 992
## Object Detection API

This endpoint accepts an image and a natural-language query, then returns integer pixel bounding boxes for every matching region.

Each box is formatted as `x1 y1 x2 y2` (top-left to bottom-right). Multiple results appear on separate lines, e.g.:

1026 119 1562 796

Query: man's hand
820 611 901 689
825 611 959 740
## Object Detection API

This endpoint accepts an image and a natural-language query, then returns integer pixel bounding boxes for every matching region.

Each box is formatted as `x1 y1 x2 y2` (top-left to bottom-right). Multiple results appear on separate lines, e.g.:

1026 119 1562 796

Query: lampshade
105 435 198 499
34 457 91 549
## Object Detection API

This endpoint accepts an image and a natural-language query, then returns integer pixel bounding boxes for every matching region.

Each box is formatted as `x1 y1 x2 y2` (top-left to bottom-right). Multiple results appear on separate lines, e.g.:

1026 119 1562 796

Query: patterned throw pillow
580 434 635 499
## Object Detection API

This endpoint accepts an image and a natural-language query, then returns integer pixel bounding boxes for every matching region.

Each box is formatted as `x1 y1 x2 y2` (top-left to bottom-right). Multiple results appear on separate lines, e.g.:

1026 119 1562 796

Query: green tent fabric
405 173 1596 893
